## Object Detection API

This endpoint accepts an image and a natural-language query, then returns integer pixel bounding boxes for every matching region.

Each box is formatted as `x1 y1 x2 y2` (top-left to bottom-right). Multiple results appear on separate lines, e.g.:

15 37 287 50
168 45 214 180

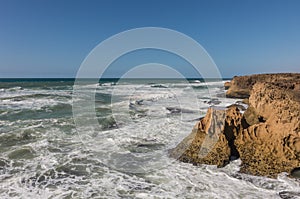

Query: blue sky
0 0 299 78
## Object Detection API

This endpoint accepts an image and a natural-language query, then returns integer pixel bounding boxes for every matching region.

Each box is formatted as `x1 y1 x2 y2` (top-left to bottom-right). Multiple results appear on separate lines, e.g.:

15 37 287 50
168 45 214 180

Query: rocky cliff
225 73 300 98
170 73 300 178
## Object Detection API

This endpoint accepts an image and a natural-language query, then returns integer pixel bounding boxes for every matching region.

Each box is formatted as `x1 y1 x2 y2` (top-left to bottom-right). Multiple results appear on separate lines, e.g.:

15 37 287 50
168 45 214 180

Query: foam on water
0 80 299 198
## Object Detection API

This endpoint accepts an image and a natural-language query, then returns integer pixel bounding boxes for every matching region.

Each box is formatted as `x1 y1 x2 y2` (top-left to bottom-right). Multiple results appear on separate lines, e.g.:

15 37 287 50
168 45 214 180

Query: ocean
0 78 299 198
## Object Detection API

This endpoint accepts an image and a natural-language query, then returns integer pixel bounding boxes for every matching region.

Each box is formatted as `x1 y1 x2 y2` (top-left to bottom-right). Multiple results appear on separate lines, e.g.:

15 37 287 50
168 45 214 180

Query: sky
0 0 300 78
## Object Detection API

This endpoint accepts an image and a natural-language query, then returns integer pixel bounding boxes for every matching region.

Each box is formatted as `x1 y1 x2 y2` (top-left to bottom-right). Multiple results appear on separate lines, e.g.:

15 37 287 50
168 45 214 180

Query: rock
0 158 9 167
225 73 300 98
235 80 300 177
169 106 244 167
291 168 300 178
171 73 300 178
226 103 248 112
206 99 222 106
224 81 231 90
243 106 260 125
242 98 249 105
279 191 300 199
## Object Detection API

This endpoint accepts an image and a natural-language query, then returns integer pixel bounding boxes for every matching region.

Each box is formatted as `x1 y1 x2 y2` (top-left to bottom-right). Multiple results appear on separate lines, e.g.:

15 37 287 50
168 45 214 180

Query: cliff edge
225 73 300 98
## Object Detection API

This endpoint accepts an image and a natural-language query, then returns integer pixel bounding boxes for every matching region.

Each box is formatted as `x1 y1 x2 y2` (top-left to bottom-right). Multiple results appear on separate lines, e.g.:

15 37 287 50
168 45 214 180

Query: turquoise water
0 79 299 198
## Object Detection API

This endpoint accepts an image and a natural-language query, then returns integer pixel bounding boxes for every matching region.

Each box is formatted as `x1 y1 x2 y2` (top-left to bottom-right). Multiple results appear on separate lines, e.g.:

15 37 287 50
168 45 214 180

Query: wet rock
206 99 222 105
98 116 117 129
151 84 167 88
0 158 9 167
291 168 300 178
279 191 300 199
166 107 194 114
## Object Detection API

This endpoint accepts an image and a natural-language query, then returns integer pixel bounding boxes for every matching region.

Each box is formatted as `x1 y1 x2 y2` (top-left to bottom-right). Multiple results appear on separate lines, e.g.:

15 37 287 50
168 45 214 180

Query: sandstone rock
224 81 231 90
225 73 300 99
169 106 245 167
226 101 248 112
243 106 260 125
172 73 300 178
235 80 300 177
242 98 249 105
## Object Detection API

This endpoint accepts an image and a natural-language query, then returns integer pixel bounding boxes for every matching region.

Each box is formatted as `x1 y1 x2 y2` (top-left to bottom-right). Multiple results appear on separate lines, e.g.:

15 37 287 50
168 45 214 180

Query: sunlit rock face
171 73 300 178
169 106 243 167
225 73 300 98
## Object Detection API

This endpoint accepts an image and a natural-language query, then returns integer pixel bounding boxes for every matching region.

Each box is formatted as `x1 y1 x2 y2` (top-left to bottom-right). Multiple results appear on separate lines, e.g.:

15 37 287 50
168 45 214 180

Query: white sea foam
1 80 299 198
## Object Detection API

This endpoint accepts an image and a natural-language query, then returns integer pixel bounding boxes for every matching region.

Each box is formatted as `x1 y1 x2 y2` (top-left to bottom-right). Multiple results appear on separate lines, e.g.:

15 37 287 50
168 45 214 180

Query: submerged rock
171 73 300 178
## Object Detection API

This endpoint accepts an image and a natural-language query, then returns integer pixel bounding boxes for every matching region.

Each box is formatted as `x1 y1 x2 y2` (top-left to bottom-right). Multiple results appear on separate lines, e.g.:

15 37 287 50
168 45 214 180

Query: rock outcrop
169 106 243 167
225 73 300 98
170 73 300 178
236 80 300 177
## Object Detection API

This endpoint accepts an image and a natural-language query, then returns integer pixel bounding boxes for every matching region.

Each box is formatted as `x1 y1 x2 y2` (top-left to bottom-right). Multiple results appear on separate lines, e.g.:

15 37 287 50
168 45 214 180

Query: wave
0 103 72 121
2 79 300 198
0 93 72 101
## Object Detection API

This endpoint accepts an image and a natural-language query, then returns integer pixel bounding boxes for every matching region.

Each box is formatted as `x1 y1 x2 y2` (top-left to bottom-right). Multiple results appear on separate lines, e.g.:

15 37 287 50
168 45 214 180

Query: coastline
1 76 300 197
170 73 300 178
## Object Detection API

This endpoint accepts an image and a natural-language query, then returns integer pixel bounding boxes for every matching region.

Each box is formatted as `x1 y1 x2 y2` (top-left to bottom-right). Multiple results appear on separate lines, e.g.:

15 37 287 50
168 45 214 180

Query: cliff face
236 80 300 177
170 73 300 178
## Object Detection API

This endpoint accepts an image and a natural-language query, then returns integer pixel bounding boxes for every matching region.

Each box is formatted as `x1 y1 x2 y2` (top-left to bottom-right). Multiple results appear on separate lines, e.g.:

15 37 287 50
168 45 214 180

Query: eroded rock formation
170 73 300 178
225 73 300 98
169 107 243 167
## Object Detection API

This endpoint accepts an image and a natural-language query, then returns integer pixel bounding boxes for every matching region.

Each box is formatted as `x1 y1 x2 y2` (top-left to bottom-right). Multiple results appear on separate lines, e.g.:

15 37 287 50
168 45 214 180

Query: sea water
0 78 299 198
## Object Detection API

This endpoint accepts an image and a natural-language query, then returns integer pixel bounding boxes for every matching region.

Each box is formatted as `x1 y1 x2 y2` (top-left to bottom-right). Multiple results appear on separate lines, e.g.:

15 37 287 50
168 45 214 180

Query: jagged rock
243 106 260 125
226 102 248 112
235 81 300 177
171 73 300 178
169 106 244 167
